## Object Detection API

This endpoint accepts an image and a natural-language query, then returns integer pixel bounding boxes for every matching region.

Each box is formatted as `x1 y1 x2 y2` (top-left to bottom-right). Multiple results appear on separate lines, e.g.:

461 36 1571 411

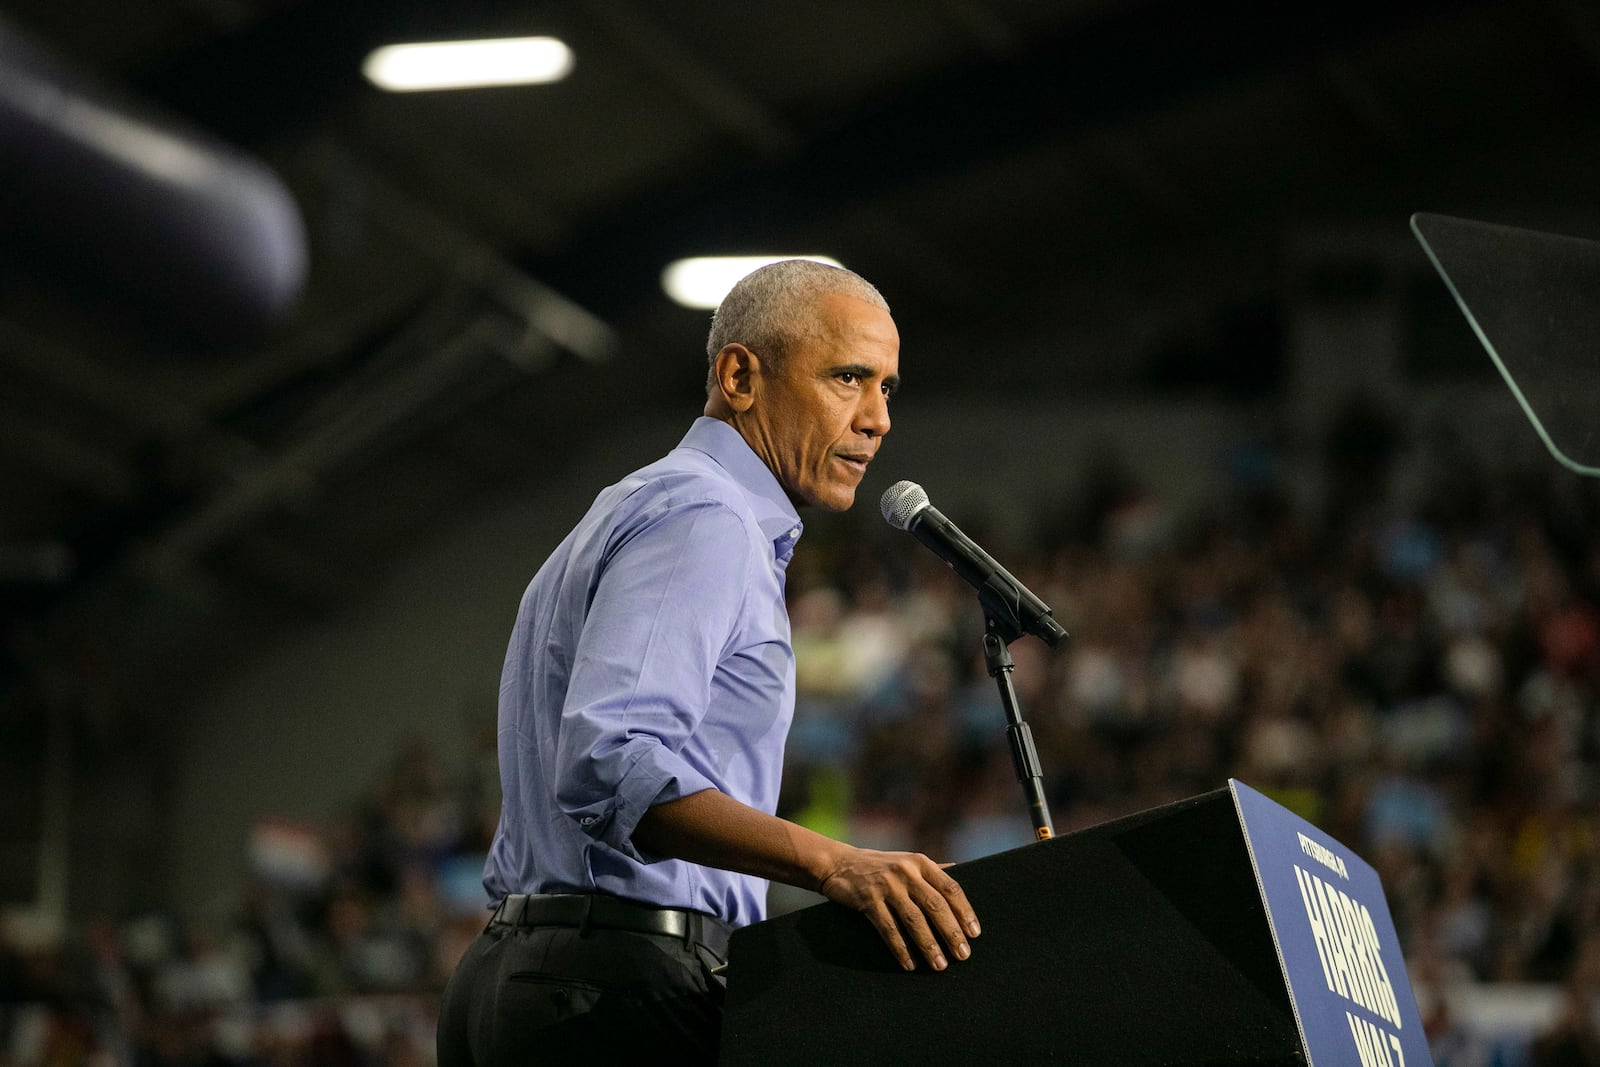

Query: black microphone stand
980 614 1055 841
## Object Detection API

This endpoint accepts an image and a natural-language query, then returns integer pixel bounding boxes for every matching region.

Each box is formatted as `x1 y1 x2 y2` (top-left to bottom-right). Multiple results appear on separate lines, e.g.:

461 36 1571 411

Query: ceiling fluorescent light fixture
662 255 845 309
363 36 573 92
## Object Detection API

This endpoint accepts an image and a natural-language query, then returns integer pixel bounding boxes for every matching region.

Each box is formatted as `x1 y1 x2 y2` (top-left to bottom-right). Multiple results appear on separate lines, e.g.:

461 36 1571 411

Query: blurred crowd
0 730 499 1066
5 407 1600 1065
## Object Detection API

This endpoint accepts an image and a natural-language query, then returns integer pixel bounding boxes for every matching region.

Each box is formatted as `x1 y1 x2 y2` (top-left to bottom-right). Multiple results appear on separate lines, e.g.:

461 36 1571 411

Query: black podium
722 787 1319 1065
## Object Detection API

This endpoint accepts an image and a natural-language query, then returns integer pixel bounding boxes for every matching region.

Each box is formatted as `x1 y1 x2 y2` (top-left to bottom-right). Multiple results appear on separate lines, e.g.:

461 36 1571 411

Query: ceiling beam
579 0 799 160
0 408 137 501
0 319 212 443
530 0 1498 317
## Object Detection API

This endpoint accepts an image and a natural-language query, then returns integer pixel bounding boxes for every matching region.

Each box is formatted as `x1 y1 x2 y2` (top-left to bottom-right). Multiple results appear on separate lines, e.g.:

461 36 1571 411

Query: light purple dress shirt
484 417 803 926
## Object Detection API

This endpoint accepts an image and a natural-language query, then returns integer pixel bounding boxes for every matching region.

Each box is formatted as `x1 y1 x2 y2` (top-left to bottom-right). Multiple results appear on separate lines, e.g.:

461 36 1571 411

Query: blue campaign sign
1230 779 1433 1067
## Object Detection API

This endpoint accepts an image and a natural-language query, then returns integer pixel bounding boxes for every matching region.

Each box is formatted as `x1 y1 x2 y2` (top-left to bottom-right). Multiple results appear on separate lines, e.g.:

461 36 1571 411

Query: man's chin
804 487 856 512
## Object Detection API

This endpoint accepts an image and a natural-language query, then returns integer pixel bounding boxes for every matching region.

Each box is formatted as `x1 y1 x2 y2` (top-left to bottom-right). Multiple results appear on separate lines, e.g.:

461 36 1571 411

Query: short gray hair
706 260 888 383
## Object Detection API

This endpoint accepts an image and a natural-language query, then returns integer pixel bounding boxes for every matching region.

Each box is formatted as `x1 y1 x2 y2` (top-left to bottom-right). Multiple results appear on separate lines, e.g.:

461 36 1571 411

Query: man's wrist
793 830 851 895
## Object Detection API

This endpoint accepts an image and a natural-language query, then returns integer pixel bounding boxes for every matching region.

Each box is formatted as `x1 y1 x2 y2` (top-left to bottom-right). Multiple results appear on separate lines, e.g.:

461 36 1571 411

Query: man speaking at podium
438 260 982 1064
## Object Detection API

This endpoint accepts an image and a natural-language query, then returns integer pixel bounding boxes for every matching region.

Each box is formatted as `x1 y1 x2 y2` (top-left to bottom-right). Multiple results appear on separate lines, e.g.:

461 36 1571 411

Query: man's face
746 292 900 512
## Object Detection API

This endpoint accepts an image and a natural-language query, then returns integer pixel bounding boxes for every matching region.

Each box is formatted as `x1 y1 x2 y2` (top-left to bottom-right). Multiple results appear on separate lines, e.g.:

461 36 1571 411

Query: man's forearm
633 788 847 892
633 788 980 973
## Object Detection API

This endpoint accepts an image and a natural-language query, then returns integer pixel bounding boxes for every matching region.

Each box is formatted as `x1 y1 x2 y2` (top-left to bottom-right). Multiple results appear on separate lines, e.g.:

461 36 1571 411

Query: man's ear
709 343 759 414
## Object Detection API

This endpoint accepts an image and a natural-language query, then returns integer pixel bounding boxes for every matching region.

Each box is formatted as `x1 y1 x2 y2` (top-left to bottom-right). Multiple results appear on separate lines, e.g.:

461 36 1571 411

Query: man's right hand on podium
816 847 980 973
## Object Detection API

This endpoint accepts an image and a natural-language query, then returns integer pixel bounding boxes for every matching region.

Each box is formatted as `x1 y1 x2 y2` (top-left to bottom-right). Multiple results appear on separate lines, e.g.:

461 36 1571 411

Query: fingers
907 877 971 965
928 862 982 941
891 892 951 971
833 851 981 972
865 902 915 972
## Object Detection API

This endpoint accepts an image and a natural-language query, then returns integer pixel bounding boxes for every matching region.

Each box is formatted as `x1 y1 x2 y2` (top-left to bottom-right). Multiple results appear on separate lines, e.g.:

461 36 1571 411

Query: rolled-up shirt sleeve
553 496 753 860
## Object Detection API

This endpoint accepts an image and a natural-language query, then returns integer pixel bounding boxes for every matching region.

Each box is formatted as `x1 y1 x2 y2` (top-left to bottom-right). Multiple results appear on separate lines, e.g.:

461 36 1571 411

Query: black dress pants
437 915 726 1064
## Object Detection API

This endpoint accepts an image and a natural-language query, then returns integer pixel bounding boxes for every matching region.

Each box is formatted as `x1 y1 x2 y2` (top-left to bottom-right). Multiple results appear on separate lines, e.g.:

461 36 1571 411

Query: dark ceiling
3 0 1599 709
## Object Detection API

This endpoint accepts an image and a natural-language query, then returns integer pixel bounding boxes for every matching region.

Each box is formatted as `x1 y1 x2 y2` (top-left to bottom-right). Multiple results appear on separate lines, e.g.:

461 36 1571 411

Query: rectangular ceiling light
363 37 573 92
662 255 845 309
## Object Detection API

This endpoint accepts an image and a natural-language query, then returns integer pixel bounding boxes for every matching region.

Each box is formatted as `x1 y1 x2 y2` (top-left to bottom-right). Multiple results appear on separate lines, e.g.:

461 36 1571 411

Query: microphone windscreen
880 480 929 530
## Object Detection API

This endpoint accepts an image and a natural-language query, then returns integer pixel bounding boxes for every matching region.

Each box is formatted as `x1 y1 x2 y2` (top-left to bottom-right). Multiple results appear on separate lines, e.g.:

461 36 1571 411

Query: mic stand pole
982 617 1055 841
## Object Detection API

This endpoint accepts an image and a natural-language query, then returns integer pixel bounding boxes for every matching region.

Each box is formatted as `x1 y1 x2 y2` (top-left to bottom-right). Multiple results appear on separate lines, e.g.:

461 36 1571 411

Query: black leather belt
490 893 733 959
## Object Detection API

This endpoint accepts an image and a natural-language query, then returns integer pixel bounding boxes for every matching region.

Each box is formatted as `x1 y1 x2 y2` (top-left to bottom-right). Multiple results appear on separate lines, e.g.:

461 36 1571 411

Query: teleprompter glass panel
1411 212 1600 477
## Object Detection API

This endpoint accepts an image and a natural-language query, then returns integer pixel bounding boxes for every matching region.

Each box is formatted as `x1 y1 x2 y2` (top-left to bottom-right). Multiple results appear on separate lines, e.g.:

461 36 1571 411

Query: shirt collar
679 416 804 559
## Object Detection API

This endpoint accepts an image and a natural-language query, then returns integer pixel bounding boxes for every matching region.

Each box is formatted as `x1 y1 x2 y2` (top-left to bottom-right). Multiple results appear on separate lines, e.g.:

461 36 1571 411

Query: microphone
880 481 1068 647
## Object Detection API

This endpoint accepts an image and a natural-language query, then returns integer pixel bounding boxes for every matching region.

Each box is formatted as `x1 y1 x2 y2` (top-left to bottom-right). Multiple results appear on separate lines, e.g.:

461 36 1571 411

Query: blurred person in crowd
238 883 317 1001
1528 978 1600 1067
84 915 141 1060
1411 934 1493 1067
438 260 980 1064
152 921 250 1016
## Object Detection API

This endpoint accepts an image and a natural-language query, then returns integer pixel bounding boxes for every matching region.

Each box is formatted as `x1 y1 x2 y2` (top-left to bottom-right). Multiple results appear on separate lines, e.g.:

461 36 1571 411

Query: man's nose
857 388 891 438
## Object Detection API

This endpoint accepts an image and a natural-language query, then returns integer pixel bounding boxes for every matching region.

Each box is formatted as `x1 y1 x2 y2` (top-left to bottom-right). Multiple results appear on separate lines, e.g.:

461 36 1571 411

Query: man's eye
838 372 858 384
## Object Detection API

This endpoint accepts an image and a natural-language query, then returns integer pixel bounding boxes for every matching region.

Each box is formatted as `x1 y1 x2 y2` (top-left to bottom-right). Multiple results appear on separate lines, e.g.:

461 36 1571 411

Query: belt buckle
491 894 529 929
